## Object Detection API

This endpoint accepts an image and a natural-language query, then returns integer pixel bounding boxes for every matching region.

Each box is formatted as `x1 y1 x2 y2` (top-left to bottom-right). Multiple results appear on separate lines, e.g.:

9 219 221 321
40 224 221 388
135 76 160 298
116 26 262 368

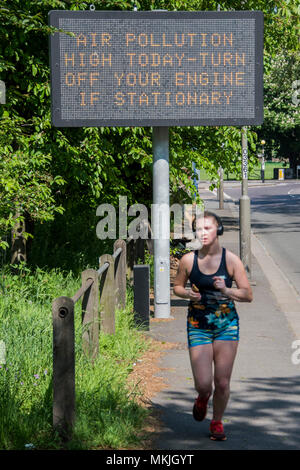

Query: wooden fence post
81 269 99 361
126 238 134 283
99 254 115 334
11 212 27 265
52 296 75 440
113 239 126 310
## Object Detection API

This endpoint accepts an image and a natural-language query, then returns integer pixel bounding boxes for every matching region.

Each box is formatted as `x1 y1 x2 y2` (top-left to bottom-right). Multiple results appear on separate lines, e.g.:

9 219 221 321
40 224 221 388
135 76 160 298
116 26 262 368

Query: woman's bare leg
212 340 239 421
189 343 214 398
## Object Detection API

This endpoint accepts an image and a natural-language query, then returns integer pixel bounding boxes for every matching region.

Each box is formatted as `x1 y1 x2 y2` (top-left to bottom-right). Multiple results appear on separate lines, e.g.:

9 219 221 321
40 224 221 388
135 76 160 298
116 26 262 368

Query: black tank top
189 247 233 294
187 248 238 330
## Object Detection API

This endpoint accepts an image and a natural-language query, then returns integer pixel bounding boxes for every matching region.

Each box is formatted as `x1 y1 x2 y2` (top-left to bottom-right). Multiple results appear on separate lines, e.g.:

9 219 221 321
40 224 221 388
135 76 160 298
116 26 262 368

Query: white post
239 127 251 278
152 127 170 318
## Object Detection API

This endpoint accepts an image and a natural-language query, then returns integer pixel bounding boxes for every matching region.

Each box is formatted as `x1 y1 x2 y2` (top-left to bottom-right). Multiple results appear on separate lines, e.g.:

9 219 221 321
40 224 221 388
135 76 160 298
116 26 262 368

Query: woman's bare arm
213 252 253 302
173 254 201 302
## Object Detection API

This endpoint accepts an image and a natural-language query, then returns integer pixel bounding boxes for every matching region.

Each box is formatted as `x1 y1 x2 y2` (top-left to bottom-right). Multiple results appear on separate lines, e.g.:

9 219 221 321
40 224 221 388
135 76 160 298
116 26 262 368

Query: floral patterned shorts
187 316 239 348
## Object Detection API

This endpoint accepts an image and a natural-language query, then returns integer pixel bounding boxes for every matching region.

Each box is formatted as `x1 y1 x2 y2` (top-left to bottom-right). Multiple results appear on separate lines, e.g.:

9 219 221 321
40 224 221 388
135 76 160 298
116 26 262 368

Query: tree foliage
0 0 299 266
256 50 300 168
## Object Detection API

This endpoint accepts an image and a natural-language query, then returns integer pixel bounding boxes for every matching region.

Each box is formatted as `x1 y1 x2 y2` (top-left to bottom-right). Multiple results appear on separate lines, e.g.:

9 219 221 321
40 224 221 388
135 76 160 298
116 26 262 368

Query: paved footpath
147 187 300 450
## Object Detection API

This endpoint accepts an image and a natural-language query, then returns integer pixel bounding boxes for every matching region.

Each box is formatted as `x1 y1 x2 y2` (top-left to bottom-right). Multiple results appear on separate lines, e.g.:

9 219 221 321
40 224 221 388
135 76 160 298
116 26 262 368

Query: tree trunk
11 213 27 265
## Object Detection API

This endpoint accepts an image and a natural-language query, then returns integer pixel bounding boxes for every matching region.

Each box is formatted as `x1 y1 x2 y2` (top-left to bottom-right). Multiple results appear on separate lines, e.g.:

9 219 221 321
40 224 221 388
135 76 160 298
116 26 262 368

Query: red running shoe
209 420 227 441
192 395 210 421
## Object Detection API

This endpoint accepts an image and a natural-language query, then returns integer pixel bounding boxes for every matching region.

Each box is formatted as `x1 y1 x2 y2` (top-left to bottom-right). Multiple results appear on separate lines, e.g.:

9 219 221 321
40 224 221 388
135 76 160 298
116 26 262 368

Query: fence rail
71 277 94 304
52 236 147 440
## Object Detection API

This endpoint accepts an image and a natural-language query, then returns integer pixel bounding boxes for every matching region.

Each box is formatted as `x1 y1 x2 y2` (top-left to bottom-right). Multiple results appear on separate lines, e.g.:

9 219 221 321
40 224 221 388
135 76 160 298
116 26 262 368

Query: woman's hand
188 290 202 301
213 276 227 292
189 283 201 301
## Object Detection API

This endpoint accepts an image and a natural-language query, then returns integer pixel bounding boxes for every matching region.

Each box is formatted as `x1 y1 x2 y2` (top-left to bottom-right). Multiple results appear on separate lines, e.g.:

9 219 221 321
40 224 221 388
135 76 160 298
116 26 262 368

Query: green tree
1 0 299 268
255 52 300 172
0 0 154 265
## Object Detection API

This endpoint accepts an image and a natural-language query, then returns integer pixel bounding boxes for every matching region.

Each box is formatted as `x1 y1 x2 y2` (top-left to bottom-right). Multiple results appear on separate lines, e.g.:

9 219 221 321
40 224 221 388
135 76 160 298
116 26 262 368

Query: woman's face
195 216 218 245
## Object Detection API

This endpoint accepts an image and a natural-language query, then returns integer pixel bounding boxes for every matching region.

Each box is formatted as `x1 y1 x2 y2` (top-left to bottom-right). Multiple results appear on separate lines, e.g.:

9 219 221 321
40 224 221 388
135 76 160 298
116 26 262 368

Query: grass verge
199 161 290 181
0 265 152 450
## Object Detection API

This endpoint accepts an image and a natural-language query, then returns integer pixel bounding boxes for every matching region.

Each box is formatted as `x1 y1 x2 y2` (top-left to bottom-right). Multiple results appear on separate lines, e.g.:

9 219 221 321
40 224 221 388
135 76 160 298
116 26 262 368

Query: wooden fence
52 236 148 440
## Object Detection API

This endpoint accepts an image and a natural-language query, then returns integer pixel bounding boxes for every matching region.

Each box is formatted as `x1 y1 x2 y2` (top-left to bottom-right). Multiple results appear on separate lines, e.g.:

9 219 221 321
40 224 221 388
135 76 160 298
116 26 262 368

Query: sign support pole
152 127 170 319
260 140 265 183
239 126 251 279
218 167 224 209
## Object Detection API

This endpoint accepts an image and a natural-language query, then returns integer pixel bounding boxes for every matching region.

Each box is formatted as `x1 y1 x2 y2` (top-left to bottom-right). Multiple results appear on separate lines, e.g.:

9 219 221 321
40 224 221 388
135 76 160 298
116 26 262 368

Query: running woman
173 211 252 441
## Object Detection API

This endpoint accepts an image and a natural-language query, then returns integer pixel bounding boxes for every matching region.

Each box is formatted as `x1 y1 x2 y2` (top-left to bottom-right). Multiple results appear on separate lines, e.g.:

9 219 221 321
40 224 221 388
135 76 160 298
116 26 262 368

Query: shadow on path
150 375 300 450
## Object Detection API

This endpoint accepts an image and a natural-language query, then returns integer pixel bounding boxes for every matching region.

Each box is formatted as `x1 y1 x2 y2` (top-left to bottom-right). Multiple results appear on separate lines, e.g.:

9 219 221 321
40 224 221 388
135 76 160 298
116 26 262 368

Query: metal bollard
133 265 150 330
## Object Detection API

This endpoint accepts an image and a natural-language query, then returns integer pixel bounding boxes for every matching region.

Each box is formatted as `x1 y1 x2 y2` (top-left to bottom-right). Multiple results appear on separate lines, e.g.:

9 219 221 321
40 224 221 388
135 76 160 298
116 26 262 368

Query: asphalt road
223 180 300 300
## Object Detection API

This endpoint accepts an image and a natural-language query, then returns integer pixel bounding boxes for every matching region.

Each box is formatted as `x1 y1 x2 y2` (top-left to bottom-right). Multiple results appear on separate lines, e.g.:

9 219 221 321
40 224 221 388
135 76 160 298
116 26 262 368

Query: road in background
222 181 300 299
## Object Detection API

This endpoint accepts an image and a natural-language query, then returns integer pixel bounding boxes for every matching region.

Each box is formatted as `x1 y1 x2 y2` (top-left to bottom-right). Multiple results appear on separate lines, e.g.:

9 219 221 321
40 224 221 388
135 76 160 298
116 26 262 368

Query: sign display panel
49 10 263 127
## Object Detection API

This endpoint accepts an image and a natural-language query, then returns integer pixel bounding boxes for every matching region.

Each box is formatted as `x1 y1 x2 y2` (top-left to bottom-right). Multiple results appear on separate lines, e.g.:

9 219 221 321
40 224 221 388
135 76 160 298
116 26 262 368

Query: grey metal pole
261 140 265 183
219 167 224 209
239 127 251 278
152 127 170 318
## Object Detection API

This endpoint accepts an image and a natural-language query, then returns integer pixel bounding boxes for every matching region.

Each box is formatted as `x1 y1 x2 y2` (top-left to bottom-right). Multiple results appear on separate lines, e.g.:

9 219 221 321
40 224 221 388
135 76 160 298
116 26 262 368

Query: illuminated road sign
49 10 263 127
